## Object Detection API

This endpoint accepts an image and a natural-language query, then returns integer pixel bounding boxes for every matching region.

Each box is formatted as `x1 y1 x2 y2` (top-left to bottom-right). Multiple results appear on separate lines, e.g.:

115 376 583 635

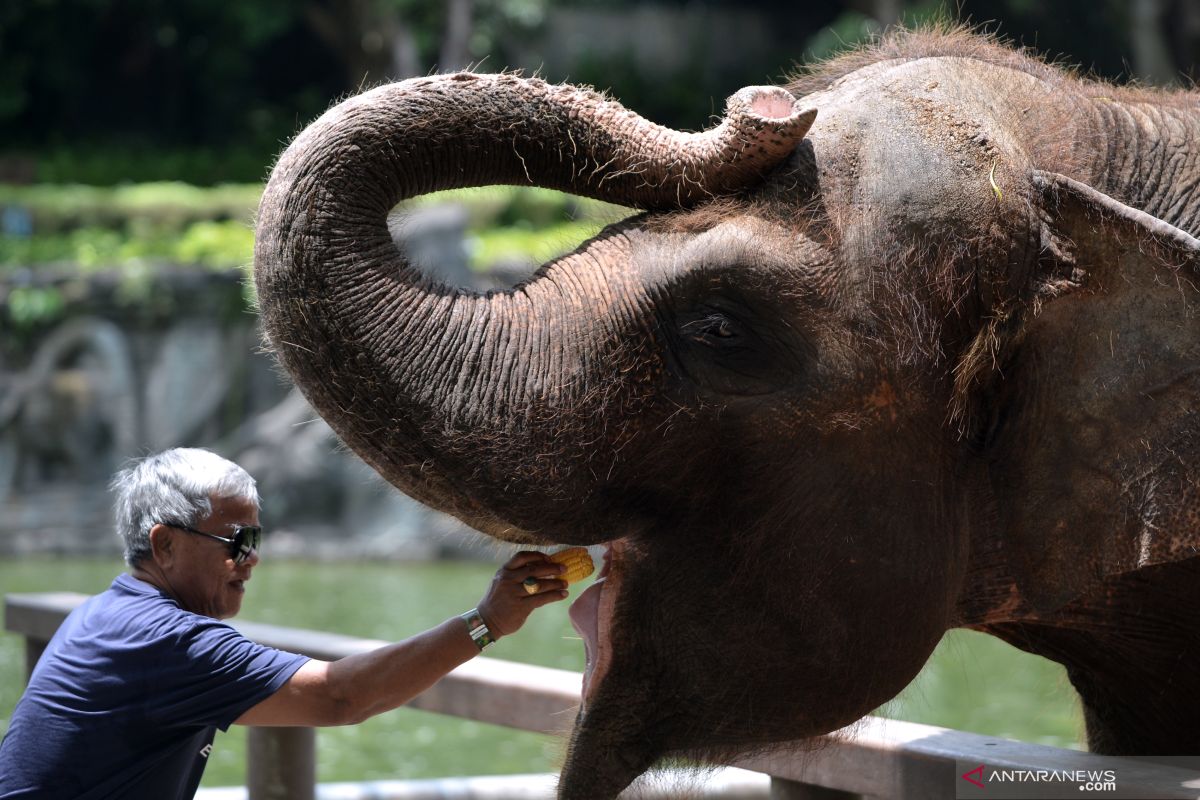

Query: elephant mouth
568 539 626 705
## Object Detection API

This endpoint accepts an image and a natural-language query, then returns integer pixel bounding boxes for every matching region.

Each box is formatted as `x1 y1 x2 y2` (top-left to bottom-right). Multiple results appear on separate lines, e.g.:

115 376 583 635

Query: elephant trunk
254 73 813 539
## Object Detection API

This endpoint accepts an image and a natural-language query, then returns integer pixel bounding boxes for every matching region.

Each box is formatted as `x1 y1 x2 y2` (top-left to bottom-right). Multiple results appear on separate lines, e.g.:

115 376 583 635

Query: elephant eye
671 301 798 397
683 313 738 345
670 295 804 398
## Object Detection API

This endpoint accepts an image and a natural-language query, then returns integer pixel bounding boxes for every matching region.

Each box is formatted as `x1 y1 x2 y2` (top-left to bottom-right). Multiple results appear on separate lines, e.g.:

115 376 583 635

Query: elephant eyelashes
682 313 739 345
673 307 792 396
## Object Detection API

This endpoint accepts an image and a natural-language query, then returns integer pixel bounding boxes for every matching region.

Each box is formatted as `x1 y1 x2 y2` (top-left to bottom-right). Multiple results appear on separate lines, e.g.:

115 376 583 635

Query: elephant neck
1085 93 1200 235
979 559 1200 756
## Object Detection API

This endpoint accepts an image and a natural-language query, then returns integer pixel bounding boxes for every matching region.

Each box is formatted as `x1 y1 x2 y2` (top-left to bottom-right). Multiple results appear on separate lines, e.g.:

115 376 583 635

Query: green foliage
801 2 957 64
0 1 334 175
30 147 274 187
0 223 253 272
469 221 602 270
464 0 550 64
569 47 722 133
4 286 65 328
0 183 260 235
411 186 622 226
0 0 1181 190
0 183 627 326
174 221 257 269
0 181 261 326
398 186 625 270
802 11 880 64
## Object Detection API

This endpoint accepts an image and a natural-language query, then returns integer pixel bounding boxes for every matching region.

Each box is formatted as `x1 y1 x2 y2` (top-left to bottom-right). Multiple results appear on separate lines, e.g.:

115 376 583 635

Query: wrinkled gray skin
255 30 1200 799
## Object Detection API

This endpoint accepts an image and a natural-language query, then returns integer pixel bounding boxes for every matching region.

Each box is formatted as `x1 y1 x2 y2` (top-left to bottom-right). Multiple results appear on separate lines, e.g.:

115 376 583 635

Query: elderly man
0 448 568 799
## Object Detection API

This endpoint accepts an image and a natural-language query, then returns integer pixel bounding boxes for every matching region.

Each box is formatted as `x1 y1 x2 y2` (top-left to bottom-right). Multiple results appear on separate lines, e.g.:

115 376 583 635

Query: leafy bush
29 147 275 187
469 221 603 269
174 221 257 268
4 285 64 327
0 182 261 235
0 183 623 240
411 185 625 229
0 222 254 272
0 183 630 327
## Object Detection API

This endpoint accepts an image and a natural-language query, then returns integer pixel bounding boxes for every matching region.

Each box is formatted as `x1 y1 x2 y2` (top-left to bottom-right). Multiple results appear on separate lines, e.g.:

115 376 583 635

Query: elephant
254 27 1200 798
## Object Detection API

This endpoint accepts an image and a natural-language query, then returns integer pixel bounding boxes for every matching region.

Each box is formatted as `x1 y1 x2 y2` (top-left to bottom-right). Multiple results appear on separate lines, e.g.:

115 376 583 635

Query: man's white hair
110 448 259 566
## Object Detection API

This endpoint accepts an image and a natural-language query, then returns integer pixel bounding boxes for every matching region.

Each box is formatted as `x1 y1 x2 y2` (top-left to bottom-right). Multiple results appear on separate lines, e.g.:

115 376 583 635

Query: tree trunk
1130 0 1177 85
439 0 474 72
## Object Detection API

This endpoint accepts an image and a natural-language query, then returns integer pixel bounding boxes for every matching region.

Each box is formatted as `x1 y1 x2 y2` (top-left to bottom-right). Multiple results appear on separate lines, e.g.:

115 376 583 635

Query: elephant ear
983 170 1200 613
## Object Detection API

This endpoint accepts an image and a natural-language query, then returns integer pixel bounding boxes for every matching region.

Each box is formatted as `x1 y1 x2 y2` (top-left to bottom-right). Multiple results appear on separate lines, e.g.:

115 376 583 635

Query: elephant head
256 28 1200 798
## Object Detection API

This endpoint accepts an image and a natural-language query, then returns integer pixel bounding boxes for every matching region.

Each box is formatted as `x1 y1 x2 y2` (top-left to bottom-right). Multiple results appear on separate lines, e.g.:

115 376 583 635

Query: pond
0 556 1083 788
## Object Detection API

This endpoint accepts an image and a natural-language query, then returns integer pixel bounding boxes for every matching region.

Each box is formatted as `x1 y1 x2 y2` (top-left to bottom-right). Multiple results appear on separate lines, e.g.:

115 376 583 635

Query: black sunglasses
165 523 262 564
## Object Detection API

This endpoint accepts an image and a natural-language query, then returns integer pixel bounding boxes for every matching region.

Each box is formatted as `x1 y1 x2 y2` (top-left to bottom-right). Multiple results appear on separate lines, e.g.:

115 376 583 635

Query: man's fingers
504 550 554 569
527 584 570 604
500 554 565 581
521 578 568 596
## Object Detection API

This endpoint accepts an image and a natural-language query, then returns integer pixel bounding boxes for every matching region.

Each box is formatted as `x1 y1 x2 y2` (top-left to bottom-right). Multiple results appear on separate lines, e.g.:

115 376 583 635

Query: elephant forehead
682 219 829 267
632 218 834 289
803 57 1042 231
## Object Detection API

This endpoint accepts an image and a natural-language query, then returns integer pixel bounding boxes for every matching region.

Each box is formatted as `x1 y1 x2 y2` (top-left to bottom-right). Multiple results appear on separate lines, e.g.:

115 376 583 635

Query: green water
0 556 1084 787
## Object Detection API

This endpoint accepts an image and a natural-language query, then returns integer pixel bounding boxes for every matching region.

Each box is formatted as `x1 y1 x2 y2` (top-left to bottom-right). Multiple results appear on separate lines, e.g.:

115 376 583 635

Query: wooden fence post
24 637 47 679
247 726 316 800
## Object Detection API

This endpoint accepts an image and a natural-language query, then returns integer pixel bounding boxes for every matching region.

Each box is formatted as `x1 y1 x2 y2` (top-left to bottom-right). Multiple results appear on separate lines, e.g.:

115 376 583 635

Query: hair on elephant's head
256 26 1200 798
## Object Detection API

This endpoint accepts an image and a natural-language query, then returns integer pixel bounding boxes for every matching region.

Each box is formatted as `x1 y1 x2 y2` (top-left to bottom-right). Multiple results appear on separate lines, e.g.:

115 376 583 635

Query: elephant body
255 28 1200 798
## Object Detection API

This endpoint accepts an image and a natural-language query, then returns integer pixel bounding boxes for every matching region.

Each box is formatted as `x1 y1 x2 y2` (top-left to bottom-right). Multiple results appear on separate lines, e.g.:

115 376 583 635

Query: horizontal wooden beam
4 592 89 641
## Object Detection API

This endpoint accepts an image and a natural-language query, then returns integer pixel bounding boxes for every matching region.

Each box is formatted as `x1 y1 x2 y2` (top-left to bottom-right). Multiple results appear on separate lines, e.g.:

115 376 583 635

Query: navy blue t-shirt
0 574 309 799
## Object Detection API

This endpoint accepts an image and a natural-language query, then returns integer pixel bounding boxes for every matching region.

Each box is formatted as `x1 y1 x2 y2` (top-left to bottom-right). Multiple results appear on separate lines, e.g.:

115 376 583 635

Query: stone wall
0 204 502 560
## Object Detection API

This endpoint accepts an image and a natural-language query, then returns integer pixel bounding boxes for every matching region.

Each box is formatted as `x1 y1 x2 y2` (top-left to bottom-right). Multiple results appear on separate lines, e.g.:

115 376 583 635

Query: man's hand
476 551 569 638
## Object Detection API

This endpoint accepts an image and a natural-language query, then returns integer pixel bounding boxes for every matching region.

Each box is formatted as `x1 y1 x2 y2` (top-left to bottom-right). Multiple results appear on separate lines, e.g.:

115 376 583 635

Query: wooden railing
6 592 1199 799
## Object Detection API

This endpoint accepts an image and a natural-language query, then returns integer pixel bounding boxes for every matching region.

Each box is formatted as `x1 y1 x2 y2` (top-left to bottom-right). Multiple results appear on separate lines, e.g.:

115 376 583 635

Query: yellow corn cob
549 547 595 584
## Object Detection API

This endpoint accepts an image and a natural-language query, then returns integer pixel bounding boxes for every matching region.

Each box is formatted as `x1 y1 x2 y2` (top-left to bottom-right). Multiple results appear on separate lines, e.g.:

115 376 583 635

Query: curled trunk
254 73 813 539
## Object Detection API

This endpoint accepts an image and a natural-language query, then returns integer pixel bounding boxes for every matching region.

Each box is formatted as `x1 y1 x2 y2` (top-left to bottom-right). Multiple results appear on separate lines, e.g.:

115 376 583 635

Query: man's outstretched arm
235 551 567 727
